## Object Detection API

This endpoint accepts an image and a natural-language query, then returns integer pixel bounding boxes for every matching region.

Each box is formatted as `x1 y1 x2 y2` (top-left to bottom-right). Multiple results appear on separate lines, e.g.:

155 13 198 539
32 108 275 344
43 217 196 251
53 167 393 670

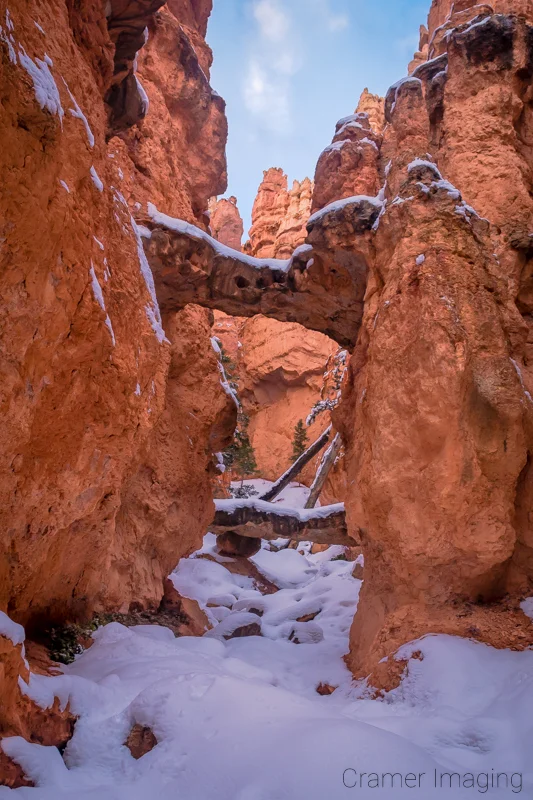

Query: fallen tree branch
305 433 343 509
259 426 332 503
211 498 353 547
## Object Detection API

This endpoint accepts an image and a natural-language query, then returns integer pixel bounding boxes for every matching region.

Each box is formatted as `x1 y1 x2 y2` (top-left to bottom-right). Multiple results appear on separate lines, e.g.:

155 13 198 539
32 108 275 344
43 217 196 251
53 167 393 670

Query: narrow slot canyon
0 0 533 796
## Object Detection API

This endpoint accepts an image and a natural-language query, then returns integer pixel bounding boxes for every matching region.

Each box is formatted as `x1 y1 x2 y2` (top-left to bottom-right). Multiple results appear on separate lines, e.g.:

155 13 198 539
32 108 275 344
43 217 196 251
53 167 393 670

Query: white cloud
243 0 298 134
253 0 290 42
309 0 350 33
243 60 290 134
327 13 349 32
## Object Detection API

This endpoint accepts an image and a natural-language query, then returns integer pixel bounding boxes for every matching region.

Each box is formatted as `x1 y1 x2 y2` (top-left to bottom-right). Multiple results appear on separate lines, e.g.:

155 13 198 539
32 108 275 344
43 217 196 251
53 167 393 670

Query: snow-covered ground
2 483 533 798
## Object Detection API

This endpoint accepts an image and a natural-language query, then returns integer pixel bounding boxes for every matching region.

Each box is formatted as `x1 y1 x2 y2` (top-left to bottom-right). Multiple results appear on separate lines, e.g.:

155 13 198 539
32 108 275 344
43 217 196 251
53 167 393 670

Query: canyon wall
0 0 234 771
151 0 533 678
209 189 339 486
336 0 533 677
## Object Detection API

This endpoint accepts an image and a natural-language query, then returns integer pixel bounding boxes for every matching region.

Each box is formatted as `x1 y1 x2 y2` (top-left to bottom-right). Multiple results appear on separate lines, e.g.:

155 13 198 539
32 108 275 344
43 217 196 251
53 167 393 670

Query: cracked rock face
0 0 233 632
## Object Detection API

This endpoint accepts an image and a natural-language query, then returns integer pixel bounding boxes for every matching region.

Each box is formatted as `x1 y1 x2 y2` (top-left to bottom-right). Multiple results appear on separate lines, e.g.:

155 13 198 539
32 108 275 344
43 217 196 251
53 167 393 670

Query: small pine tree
291 419 309 462
223 410 258 486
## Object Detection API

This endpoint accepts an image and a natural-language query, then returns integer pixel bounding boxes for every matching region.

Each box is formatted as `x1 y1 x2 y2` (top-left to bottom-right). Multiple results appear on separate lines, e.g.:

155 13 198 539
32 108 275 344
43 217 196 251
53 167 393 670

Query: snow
416 254 426 265
308 194 383 226
510 358 533 405
93 236 104 251
58 180 70 193
360 136 379 152
148 202 292 273
0 610 25 646
4 537 533 799
134 383 141 396
321 140 349 155
63 82 95 148
458 15 492 36
134 75 149 116
433 178 461 200
335 119 364 138
408 157 442 178
130 215 168 345
211 337 239 407
89 263 115 346
89 167 103 192
18 47 64 123
388 76 422 115
1 12 62 121
0 21 17 64
34 21 46 34
520 597 533 621
335 112 367 129
1 439 532 798
214 496 344 521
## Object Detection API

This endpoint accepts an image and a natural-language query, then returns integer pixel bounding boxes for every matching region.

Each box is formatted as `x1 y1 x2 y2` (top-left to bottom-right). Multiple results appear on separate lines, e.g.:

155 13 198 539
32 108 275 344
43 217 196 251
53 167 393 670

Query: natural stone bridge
139 198 378 349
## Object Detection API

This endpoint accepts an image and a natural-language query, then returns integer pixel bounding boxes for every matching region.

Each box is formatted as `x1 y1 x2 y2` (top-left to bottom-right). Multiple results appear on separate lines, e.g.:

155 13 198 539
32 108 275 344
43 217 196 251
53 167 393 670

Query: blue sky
207 0 429 234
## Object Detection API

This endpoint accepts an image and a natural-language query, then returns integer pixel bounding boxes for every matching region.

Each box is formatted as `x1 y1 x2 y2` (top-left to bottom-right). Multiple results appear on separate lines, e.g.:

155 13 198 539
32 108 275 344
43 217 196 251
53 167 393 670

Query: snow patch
89 262 115 346
0 610 25 646
520 597 533 621
63 81 95 148
148 202 292 273
308 194 383 226
130 215 168 344
89 166 103 192
18 47 64 122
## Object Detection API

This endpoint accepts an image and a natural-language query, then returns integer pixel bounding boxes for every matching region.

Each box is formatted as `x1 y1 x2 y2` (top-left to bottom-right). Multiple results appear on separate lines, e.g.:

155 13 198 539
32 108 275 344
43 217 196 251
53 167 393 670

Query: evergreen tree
291 419 309 462
223 410 258 487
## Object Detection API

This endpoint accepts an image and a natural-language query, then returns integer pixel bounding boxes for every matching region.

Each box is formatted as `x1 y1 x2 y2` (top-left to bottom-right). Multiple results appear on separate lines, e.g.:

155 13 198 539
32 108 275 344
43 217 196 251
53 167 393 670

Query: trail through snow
2 483 532 798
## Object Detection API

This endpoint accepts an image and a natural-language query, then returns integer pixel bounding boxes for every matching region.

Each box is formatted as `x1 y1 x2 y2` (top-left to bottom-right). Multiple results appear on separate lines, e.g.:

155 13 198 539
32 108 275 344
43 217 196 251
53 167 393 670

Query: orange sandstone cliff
0 0 234 777
338 0 533 676
142 0 533 680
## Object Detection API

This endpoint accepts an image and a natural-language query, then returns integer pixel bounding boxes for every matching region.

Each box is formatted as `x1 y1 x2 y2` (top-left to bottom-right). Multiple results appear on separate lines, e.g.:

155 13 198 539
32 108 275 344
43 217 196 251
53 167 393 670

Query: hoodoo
1 0 533 795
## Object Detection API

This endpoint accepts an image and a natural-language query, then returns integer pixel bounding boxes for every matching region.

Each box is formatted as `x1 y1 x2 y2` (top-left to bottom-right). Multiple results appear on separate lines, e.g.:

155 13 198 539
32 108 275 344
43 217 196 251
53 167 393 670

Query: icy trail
2 483 532 798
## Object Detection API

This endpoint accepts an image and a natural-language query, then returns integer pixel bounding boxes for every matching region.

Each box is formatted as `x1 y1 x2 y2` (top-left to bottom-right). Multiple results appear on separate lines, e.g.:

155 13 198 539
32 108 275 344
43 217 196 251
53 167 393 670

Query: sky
207 0 429 235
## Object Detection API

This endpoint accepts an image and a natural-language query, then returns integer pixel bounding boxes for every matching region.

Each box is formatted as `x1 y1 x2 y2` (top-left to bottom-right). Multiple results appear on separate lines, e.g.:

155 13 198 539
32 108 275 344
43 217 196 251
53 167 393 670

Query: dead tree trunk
259 426 332 503
304 433 343 509
211 500 352 546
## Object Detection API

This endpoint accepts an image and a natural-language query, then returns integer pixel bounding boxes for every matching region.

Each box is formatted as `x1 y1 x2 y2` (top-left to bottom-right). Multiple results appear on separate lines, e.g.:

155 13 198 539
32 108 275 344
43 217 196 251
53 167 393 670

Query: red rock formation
0 628 75 787
208 196 243 250
238 316 337 482
247 168 313 259
150 0 533 679
338 2 533 676
0 0 232 633
110 1 228 223
1 0 234 780
356 88 386 134
312 90 384 213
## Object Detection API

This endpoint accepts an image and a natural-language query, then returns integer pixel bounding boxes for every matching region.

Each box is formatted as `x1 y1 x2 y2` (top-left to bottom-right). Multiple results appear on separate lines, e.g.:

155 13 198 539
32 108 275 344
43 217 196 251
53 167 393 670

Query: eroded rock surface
141 0 533 678
0 0 231 634
337 2 533 675
208 196 243 250
247 168 313 259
